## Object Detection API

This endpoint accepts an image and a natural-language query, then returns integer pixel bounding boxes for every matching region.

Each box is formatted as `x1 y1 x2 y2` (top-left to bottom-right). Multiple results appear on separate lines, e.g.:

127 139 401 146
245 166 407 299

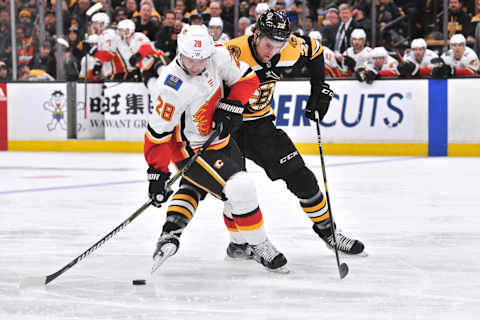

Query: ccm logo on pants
279 151 299 164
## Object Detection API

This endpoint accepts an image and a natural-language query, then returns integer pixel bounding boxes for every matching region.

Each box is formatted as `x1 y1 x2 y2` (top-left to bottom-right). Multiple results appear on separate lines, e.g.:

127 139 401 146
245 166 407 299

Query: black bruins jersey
225 34 324 120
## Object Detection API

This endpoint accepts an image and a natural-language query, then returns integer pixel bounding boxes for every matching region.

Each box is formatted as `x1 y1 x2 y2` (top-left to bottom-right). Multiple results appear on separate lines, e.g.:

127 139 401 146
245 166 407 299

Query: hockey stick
315 111 349 279
19 128 220 288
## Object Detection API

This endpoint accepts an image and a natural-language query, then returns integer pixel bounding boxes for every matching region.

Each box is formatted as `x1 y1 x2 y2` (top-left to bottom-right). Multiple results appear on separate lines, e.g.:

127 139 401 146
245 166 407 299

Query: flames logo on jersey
193 87 222 135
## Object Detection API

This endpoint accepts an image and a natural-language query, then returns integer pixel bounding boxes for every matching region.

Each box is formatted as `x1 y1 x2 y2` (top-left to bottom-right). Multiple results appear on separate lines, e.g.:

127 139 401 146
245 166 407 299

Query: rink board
3 79 480 156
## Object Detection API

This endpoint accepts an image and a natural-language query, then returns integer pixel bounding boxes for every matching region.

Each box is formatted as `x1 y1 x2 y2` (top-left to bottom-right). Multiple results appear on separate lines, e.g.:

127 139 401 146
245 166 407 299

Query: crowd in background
1 0 480 82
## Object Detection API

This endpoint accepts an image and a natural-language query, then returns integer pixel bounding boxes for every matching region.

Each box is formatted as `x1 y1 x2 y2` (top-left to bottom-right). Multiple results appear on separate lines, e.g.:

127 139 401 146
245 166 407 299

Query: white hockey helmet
450 34 466 46
117 19 135 37
411 38 427 49
208 17 223 28
92 12 110 26
177 25 214 59
371 46 388 58
309 30 322 41
87 34 99 44
351 28 366 40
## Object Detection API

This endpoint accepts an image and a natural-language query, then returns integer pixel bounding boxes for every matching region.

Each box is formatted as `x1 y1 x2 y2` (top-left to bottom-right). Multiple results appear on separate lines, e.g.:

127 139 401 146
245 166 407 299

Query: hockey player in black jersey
157 9 365 263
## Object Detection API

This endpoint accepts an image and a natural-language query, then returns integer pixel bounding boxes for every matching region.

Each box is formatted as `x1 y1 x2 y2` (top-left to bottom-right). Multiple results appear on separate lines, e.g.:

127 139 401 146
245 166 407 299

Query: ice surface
1 152 479 319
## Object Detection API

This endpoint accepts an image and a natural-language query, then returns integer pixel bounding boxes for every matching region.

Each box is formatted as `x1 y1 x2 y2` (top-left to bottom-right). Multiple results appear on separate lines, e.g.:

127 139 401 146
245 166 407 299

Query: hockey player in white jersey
142 25 288 273
116 19 167 80
309 31 342 77
208 17 230 44
398 38 438 77
341 28 372 75
432 34 480 78
79 34 103 81
355 46 399 84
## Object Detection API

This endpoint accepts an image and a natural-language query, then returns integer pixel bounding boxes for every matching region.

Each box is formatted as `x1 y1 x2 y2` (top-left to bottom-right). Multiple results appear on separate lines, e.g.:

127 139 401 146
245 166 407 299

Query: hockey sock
299 189 330 226
163 186 201 235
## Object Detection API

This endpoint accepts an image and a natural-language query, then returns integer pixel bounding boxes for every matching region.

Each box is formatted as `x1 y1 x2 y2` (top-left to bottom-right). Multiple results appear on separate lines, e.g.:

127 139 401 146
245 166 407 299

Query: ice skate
151 232 180 274
246 239 289 273
313 224 366 256
225 242 252 260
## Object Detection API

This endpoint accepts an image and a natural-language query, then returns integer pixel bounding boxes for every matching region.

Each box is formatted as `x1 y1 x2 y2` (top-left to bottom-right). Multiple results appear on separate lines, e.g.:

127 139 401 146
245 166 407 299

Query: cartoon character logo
43 90 66 131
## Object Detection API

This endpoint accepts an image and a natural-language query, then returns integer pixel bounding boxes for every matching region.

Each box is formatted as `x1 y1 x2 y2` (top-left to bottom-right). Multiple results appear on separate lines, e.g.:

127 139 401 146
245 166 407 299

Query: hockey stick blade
339 263 349 279
86 2 102 16
19 276 47 289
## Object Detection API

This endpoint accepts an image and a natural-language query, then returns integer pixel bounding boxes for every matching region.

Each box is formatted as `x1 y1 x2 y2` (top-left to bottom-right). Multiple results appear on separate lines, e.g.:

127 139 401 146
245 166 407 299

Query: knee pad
224 172 258 214
285 166 319 199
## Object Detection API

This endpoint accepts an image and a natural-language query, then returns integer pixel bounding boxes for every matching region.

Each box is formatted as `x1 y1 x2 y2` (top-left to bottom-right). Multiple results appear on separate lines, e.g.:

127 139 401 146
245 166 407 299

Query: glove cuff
217 99 244 115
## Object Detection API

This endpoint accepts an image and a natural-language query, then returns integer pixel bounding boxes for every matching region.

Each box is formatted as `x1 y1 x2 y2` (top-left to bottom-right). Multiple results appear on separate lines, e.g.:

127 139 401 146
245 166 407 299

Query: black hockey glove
431 58 455 79
92 61 102 78
147 167 173 208
129 52 142 68
305 83 334 121
398 61 417 76
343 55 356 71
365 70 378 84
84 41 97 56
142 56 166 86
212 98 244 139
355 68 367 82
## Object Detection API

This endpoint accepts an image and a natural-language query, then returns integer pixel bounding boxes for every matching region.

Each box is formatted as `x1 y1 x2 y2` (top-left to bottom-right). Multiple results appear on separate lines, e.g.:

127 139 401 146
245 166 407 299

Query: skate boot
246 239 288 273
151 231 180 273
313 224 365 256
226 242 252 260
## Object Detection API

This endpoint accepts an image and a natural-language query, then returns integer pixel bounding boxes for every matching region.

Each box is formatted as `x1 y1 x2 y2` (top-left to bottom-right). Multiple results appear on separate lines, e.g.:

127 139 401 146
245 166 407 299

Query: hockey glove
355 68 367 82
147 167 173 208
305 83 334 121
92 61 102 78
398 61 417 76
129 52 142 68
431 58 454 79
365 70 378 84
343 55 357 71
212 99 244 139
142 56 166 86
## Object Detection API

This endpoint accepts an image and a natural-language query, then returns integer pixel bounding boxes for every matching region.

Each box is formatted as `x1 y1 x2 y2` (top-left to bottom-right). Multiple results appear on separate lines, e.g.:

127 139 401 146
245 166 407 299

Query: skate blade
267 265 290 274
326 245 369 257
224 254 253 261
151 245 176 274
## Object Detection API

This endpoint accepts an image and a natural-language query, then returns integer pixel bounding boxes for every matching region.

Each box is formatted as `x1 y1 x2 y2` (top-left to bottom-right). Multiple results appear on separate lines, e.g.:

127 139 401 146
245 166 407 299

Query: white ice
1 151 479 319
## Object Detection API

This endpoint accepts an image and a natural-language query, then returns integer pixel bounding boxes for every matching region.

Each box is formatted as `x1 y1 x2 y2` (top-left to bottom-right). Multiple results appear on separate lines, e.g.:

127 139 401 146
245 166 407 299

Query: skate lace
251 239 279 263
328 232 355 251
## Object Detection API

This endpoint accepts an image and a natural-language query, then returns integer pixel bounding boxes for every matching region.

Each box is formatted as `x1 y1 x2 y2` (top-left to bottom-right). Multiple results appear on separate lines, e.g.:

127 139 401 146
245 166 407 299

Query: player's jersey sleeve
144 69 187 171
214 45 259 104
94 29 118 63
305 36 326 85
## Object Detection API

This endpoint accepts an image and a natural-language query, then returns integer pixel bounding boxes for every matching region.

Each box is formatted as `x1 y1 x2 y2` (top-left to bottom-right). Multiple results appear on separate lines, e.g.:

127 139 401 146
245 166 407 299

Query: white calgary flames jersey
322 46 342 73
117 32 152 72
147 46 253 149
404 48 438 68
364 55 399 73
79 55 102 79
213 33 230 44
343 46 373 71
441 47 480 73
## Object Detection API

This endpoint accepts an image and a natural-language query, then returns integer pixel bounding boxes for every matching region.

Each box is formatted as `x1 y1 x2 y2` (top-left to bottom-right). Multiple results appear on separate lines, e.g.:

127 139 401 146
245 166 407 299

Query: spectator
155 10 178 60
332 3 361 53
274 1 286 12
0 9 11 66
320 8 340 48
113 6 128 26
245 2 270 35
208 17 230 43
352 5 371 39
18 9 34 37
396 0 426 40
67 26 84 62
376 0 407 48
134 2 159 40
185 0 211 20
29 42 57 78
126 0 139 19
189 12 204 25
238 16 251 36
0 61 9 81
442 0 475 41
16 25 35 65
175 0 186 15
209 0 234 37
18 63 55 81
70 0 91 36
222 0 235 25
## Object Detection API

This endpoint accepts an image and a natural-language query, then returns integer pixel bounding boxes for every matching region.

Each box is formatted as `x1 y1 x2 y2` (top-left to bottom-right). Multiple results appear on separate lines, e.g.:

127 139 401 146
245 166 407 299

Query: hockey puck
132 279 146 285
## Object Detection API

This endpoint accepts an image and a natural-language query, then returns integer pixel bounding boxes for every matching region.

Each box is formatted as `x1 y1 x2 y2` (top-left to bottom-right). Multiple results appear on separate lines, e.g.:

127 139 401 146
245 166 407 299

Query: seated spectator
155 10 178 60
0 9 11 65
332 3 363 53
208 17 230 44
18 9 33 37
355 46 399 84
351 5 371 39
113 6 128 26
134 1 160 40
185 0 210 20
209 0 234 38
442 0 475 42
29 42 56 78
376 0 407 48
246 2 270 35
189 12 204 25
0 61 9 81
126 0 139 19
341 28 372 74
237 16 251 36
398 38 438 77
16 25 35 65
18 63 55 81
433 33 480 77
320 7 340 48
221 0 235 25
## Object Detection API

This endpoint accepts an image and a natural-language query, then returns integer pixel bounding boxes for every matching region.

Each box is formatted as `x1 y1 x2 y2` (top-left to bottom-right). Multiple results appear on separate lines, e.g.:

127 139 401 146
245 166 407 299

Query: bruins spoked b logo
248 80 276 111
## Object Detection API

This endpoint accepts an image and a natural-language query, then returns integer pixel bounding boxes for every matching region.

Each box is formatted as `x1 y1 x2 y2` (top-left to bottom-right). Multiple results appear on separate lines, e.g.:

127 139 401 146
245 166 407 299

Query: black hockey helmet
256 9 291 42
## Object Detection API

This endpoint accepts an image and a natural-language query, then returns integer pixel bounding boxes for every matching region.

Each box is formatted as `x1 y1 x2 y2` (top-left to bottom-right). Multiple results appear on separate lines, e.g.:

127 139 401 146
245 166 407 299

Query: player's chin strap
19 128 221 289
